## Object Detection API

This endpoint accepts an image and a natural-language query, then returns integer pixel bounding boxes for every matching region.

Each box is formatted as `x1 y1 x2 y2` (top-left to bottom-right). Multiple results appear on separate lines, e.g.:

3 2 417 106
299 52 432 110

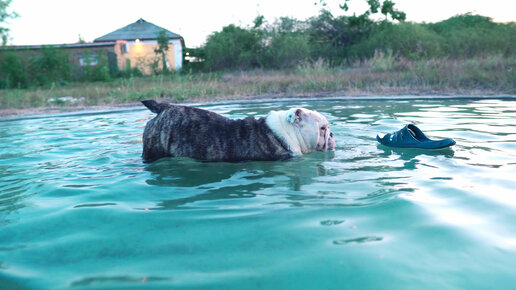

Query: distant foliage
154 29 171 74
0 0 18 45
30 46 72 86
263 17 310 68
266 31 310 68
0 51 26 88
348 22 444 59
203 24 262 70
2 8 515 89
306 11 355 64
194 12 516 72
0 46 113 89
427 14 516 57
352 14 516 59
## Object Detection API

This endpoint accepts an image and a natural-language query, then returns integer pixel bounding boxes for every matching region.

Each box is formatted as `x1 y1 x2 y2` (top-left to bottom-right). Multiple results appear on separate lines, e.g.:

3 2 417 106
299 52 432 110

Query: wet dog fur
141 100 335 162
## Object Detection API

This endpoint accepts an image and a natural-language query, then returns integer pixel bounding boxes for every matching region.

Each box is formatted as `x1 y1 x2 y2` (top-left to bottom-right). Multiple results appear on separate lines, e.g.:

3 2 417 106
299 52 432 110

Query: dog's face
266 108 336 155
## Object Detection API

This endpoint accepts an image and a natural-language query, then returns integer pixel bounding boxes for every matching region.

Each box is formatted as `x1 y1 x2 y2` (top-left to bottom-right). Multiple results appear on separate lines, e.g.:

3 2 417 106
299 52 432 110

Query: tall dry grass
1 54 515 110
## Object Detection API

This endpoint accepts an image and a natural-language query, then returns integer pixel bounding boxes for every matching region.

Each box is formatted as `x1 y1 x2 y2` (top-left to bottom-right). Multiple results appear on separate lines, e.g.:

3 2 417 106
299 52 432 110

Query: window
79 55 98 66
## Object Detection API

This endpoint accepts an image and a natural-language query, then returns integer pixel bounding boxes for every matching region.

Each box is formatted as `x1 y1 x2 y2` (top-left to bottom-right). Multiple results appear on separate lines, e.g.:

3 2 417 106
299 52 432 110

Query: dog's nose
330 132 333 138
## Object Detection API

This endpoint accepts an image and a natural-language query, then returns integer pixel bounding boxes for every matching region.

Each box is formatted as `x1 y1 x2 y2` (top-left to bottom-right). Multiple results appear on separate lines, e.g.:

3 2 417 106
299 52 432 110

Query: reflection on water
377 146 455 160
70 275 170 287
333 236 383 245
144 153 335 210
1 98 516 289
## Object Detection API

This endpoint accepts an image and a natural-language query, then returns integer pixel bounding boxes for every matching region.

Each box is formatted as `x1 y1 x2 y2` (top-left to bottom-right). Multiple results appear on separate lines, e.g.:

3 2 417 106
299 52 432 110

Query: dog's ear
287 108 303 124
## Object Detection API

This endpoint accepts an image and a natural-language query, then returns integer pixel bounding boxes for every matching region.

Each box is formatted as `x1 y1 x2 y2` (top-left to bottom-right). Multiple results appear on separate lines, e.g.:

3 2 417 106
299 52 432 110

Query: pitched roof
94 18 182 42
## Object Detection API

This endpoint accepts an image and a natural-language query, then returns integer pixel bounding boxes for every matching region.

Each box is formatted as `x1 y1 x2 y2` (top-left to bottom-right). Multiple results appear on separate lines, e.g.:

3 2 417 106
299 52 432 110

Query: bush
265 32 310 68
260 18 311 68
119 59 143 78
74 51 111 82
307 10 374 64
0 51 27 88
427 14 516 57
198 12 516 71
0 46 116 89
29 46 72 86
349 22 443 59
203 24 263 70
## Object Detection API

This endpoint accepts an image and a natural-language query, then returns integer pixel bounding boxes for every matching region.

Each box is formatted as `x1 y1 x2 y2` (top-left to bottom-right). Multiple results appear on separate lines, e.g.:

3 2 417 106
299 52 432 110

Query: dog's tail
142 100 168 114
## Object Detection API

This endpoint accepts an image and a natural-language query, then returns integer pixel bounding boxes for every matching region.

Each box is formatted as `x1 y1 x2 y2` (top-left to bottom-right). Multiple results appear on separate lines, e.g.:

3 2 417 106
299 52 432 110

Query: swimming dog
141 100 335 162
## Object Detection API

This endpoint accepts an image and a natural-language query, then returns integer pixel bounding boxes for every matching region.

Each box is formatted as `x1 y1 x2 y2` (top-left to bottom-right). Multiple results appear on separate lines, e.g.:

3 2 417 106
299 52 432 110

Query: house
94 18 184 74
0 18 184 75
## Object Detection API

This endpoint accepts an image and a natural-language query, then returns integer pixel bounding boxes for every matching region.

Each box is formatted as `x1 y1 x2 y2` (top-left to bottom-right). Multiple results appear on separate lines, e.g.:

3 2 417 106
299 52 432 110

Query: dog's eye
320 126 326 131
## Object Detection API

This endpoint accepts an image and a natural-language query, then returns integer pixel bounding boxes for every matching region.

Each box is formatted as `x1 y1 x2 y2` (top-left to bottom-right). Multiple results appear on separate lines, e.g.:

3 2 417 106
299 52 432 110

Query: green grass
1 54 515 112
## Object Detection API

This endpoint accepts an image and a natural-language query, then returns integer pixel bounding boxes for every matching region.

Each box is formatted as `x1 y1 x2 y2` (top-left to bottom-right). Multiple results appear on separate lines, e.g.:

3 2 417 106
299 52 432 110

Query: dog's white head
265 107 336 155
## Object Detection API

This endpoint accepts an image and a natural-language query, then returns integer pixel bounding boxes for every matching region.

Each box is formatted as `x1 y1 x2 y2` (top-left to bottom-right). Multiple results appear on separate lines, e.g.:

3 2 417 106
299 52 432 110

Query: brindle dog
141 100 335 162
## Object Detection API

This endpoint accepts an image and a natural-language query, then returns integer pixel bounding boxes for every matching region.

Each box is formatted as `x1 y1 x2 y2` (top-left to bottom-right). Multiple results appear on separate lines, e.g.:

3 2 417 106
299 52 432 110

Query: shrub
203 24 263 70
29 46 72 86
119 59 143 78
0 51 27 88
307 10 373 64
427 14 516 57
0 46 116 88
265 32 310 68
349 22 443 59
74 51 111 82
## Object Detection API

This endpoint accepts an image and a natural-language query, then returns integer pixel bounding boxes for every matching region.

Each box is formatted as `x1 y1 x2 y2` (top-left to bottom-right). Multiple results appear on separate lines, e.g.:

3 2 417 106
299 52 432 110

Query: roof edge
93 18 182 42
1 42 118 50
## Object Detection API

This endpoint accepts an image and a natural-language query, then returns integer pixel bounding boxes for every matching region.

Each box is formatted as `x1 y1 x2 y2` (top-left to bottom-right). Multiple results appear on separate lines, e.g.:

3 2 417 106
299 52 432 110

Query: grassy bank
1 53 515 114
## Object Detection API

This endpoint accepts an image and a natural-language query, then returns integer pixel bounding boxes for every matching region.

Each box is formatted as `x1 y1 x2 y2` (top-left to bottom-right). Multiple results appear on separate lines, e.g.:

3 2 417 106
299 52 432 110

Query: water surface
1 97 516 289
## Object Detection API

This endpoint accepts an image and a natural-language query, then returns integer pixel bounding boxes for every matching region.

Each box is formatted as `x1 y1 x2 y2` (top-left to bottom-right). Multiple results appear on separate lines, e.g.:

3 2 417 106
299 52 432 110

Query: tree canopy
0 0 17 45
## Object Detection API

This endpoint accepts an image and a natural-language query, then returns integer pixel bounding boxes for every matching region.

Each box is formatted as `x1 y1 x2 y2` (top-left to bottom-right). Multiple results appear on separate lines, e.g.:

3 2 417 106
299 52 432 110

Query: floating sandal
376 124 456 149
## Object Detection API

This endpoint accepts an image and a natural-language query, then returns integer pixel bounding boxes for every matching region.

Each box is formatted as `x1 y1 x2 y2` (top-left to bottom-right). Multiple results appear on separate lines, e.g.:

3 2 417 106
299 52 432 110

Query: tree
154 30 170 73
318 0 406 22
203 24 262 70
0 0 18 45
264 17 310 68
308 0 406 62
253 15 265 29
375 0 406 21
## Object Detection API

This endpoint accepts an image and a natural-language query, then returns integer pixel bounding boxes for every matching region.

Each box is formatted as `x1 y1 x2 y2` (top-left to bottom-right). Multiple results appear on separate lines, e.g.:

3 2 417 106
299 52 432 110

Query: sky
4 0 516 48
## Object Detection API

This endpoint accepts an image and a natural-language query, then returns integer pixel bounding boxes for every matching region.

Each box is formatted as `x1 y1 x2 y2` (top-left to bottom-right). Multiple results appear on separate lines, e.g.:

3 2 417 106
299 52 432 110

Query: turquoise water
1 97 516 289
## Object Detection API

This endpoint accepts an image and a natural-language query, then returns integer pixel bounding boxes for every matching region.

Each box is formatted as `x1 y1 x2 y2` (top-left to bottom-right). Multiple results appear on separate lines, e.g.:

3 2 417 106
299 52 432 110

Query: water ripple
1 98 516 288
